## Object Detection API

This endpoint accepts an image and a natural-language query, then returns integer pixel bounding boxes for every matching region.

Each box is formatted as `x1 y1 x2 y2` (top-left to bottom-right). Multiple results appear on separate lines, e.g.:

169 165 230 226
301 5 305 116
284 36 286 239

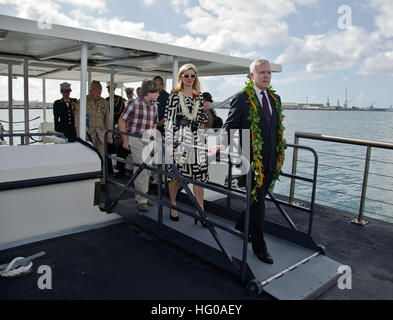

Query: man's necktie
261 91 271 127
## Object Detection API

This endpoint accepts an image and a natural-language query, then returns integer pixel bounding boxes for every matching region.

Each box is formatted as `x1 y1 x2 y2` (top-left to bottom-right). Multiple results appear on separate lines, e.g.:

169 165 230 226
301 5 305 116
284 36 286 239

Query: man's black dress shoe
254 248 274 264
114 171 125 178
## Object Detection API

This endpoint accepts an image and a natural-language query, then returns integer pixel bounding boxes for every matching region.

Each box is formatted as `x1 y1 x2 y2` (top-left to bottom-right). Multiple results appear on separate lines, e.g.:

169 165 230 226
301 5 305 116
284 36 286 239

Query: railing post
158 142 164 227
289 134 299 204
227 159 232 209
351 145 371 225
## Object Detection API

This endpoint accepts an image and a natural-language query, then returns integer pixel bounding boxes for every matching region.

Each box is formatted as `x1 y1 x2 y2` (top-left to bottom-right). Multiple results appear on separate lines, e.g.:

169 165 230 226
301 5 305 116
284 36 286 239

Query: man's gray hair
250 59 270 73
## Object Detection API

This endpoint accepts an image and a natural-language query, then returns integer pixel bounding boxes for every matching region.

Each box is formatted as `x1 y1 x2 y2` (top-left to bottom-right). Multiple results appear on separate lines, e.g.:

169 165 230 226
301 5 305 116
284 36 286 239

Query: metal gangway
102 129 342 299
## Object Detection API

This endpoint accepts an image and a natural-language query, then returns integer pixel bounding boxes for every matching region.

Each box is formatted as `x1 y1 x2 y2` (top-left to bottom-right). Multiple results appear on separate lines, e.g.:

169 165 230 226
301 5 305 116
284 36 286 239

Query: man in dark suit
153 75 169 138
53 82 77 142
106 82 126 128
212 59 281 264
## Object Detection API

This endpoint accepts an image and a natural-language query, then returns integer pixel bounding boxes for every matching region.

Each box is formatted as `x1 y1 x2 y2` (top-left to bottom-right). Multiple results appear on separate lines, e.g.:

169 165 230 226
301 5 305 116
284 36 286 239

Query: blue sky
1 0 392 108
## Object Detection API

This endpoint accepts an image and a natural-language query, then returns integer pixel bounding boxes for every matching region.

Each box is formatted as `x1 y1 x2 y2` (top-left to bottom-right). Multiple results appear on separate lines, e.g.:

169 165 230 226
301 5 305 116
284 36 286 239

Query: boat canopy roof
0 15 282 82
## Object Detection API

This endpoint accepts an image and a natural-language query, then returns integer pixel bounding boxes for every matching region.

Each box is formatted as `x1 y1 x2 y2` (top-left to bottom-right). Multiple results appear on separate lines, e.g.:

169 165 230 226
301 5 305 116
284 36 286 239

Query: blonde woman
164 64 208 224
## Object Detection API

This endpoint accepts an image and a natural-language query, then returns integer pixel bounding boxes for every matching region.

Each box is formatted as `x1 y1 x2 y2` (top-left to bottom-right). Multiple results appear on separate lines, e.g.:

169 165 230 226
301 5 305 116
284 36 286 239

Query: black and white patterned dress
164 92 209 183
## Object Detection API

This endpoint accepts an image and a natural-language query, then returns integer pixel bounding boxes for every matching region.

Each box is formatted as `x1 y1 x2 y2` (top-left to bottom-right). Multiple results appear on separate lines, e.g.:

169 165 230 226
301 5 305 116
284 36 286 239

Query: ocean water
215 108 393 224
1 108 393 223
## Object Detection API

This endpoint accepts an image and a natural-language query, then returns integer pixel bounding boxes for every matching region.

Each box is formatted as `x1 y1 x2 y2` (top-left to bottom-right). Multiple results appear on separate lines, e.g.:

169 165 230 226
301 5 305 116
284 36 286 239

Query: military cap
60 82 71 91
91 80 102 90
106 81 117 89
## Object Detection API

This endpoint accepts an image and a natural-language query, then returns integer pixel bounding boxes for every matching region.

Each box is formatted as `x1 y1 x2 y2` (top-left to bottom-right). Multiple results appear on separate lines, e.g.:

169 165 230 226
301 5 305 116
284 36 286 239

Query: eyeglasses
181 74 196 79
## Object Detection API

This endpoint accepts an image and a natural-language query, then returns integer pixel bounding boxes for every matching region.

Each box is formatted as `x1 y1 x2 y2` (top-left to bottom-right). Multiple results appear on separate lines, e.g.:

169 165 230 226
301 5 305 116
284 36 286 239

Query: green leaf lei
243 79 287 203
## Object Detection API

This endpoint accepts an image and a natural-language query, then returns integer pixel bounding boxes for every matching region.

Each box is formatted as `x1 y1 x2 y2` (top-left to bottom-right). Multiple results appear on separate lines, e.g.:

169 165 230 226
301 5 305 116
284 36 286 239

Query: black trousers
61 128 77 142
115 143 131 173
236 169 275 253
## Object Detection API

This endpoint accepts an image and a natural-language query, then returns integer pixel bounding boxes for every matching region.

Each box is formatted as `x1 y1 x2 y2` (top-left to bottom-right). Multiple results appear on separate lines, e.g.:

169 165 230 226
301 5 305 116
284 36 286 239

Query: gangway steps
262 253 341 299
110 197 341 299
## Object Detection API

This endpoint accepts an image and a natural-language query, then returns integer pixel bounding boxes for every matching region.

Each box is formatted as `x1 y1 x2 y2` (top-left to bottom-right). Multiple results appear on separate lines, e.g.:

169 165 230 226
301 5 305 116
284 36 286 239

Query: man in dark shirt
106 82 127 177
105 82 126 128
153 75 169 137
53 82 78 142
202 92 223 129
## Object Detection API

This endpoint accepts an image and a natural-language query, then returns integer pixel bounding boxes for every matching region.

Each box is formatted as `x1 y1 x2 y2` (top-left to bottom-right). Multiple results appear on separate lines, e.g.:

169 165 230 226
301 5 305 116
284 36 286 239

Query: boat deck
1 184 392 300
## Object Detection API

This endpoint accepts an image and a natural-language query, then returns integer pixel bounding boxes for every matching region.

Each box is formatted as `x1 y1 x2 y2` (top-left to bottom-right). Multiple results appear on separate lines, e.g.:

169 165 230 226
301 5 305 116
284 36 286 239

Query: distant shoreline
0 107 53 109
1 106 392 112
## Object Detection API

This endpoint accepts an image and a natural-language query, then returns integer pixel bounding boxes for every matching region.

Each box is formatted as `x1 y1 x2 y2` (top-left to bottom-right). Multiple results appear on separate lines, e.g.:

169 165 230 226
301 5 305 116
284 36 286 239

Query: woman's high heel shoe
170 210 179 222
194 214 207 228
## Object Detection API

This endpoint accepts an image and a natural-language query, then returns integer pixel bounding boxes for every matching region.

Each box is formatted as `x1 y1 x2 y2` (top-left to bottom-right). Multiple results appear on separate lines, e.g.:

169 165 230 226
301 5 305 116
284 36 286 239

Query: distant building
298 103 324 110
282 102 298 109
0 100 52 109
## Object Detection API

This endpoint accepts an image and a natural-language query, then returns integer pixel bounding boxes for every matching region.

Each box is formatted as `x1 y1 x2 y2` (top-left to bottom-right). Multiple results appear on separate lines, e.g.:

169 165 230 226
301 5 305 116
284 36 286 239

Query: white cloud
274 70 324 85
177 0 318 53
142 0 156 5
360 51 393 76
86 16 176 43
0 0 82 28
229 50 259 59
170 0 190 12
366 0 393 38
57 0 106 12
276 26 373 73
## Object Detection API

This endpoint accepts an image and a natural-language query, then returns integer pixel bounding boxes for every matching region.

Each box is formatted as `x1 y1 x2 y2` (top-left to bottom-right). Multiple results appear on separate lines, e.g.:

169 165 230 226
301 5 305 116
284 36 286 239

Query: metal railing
226 143 319 236
289 132 393 225
0 116 41 145
103 129 253 281
0 131 66 144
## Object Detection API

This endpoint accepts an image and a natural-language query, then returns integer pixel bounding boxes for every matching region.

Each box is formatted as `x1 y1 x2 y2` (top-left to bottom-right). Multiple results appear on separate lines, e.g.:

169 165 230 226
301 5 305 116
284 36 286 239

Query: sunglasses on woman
181 74 196 79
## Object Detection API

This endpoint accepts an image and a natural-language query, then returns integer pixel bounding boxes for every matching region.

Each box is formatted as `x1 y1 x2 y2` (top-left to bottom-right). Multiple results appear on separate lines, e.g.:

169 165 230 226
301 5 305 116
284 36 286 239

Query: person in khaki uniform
75 80 113 172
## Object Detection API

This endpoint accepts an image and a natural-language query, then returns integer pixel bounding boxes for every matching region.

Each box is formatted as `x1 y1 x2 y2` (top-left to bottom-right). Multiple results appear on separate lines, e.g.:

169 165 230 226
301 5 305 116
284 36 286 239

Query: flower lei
243 79 286 203
179 92 200 121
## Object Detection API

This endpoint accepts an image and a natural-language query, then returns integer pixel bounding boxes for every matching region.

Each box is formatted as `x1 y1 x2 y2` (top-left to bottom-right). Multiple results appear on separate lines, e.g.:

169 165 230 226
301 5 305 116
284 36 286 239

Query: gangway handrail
106 130 251 198
103 129 252 280
225 143 319 236
295 131 393 150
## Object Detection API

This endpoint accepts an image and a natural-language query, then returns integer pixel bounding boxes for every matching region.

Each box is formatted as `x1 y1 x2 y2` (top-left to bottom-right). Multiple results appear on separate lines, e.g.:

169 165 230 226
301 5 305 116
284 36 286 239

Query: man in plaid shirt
118 80 159 212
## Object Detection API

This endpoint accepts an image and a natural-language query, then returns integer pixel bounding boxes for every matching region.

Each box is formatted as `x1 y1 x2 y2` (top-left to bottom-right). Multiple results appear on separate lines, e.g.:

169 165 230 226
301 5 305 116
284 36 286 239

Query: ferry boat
1 15 392 302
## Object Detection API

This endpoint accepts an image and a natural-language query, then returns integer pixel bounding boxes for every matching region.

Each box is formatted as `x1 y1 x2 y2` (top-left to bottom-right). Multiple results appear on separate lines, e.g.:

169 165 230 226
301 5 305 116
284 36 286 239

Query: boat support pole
42 78 46 123
110 68 115 125
79 42 88 141
23 58 29 144
172 56 178 90
88 69 92 92
8 63 13 145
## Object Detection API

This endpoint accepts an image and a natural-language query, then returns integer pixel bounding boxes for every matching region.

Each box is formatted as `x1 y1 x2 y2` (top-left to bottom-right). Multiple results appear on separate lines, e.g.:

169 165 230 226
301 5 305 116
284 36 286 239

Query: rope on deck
0 257 33 278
